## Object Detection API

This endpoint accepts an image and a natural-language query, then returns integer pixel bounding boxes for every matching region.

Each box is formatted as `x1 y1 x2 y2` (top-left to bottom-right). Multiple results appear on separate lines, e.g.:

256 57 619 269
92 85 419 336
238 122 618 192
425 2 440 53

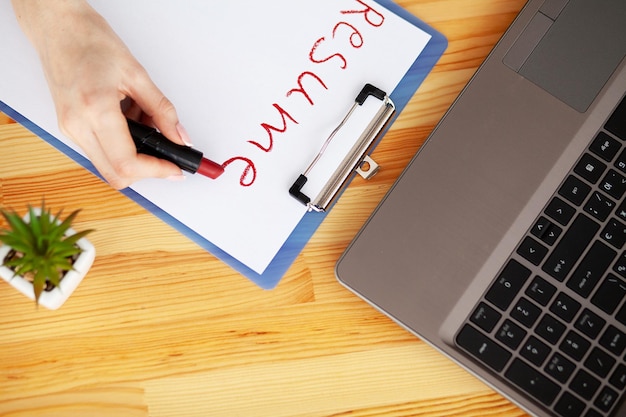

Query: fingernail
167 174 186 182
176 123 193 146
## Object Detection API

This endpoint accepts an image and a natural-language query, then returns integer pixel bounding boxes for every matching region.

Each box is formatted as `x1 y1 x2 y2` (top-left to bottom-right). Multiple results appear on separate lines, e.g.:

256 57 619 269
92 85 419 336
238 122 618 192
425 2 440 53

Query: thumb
150 96 193 148
126 69 192 147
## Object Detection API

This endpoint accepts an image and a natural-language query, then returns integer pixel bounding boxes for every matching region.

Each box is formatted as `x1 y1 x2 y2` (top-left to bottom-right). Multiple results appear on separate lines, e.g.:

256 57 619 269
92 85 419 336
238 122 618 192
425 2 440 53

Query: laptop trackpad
505 0 626 112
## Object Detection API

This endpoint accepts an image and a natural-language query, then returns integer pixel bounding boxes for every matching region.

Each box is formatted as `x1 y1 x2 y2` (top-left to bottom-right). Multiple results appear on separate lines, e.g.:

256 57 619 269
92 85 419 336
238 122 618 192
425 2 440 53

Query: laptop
335 0 626 416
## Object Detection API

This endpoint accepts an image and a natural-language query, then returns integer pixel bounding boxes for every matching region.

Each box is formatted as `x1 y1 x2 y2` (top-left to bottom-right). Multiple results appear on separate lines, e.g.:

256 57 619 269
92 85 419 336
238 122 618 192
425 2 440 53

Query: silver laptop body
336 0 626 416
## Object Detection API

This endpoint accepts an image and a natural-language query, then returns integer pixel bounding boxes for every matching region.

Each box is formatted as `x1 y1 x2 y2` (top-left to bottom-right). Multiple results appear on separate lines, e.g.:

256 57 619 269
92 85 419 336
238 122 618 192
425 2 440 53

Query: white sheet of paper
0 1 430 274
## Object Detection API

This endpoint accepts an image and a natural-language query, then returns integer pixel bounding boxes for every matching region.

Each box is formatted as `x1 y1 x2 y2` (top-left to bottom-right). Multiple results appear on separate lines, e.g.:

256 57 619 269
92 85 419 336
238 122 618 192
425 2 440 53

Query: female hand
11 0 190 189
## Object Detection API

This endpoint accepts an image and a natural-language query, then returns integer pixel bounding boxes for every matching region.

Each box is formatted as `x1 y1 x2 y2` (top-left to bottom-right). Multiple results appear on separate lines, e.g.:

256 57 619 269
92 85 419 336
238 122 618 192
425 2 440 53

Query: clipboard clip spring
289 83 395 212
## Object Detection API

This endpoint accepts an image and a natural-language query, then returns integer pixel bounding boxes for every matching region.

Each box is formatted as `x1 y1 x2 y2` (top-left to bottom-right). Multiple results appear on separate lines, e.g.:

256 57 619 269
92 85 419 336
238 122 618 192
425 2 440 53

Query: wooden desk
0 1 530 416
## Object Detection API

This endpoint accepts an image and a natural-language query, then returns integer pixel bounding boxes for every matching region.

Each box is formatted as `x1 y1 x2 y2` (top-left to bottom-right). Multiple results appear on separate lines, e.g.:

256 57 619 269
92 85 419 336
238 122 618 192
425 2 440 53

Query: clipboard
261 1 447 288
0 0 446 289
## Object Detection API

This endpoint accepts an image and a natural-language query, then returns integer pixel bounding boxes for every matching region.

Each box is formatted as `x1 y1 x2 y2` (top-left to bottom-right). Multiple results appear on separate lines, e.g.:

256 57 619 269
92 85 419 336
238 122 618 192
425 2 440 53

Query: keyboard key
617 199 626 221
456 324 511 372
601 217 626 249
615 148 626 173
600 325 626 356
521 335 550 366
550 292 581 323
526 275 556 306
485 259 530 311
584 347 616 378
570 369 601 400
560 330 591 361
600 169 626 200
559 175 591 206
585 408 605 417
591 274 626 314
616 303 626 327
594 385 619 413
567 240 616 298
609 363 626 390
516 236 548 265
536 314 566 344
496 319 527 350
505 358 561 406
545 352 575 383
470 302 501 333
511 297 541 328
584 191 616 221
554 392 585 417
614 251 626 278
575 152 607 183
545 197 576 226
591 131 621 162
542 214 600 281
575 308 606 340
531 217 562 245
605 95 626 141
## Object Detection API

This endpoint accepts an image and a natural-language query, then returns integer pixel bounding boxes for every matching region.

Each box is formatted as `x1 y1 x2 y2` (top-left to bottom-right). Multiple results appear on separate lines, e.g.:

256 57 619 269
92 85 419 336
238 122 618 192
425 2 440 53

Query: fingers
61 107 184 190
70 76 190 189
97 112 185 189
125 70 192 147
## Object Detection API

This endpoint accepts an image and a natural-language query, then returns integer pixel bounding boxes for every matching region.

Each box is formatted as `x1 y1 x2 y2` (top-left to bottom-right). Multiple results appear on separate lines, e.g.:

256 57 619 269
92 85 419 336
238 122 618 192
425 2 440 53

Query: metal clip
289 84 395 212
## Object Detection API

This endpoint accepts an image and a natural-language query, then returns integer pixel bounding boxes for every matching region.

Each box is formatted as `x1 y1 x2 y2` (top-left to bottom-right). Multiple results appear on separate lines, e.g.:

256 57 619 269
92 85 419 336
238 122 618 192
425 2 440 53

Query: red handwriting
247 104 298 152
286 71 329 105
222 0 386 187
222 156 257 186
341 0 385 27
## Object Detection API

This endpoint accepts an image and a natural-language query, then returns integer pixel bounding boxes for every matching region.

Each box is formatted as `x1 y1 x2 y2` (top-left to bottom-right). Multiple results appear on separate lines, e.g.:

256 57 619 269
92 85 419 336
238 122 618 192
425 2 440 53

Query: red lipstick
197 157 225 179
127 118 224 179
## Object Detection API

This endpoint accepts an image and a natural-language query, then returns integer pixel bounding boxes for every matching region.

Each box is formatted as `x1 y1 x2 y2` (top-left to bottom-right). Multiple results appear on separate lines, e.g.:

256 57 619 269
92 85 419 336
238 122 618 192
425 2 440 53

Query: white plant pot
0 209 95 310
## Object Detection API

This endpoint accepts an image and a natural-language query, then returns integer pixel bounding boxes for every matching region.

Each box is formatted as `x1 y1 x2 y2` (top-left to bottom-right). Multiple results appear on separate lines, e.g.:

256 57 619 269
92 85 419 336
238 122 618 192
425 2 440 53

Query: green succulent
0 204 93 305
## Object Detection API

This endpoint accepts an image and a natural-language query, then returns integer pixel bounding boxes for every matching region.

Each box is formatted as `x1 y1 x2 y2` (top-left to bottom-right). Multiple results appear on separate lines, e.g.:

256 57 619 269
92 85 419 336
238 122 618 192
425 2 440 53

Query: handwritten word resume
0 1 432 279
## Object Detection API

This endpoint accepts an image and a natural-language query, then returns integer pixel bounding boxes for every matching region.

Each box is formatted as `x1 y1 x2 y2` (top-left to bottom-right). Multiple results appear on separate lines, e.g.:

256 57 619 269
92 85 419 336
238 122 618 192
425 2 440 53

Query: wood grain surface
0 1 530 416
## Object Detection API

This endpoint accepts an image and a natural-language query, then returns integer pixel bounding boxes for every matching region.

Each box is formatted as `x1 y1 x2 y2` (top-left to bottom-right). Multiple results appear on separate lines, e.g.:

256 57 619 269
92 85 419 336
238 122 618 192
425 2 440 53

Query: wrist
11 0 92 47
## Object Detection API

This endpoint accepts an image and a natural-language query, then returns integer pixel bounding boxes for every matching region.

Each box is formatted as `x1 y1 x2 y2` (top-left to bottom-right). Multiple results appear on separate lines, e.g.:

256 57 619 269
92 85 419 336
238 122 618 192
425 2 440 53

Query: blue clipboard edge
0 1 447 290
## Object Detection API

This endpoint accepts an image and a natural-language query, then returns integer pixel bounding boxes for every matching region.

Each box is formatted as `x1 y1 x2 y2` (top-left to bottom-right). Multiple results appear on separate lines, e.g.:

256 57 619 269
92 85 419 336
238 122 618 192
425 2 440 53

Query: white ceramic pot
0 209 95 310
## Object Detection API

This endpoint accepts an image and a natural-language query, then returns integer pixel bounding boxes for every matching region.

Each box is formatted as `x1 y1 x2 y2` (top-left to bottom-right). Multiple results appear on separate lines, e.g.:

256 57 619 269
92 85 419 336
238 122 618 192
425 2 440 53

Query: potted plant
0 203 95 309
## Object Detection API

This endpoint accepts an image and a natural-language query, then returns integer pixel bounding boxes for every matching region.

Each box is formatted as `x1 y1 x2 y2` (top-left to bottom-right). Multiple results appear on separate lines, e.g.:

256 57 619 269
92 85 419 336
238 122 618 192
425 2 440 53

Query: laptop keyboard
456 94 626 417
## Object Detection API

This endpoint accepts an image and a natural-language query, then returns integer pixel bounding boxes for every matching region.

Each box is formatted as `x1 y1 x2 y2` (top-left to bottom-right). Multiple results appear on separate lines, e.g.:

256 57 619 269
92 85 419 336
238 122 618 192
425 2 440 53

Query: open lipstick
127 118 224 179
